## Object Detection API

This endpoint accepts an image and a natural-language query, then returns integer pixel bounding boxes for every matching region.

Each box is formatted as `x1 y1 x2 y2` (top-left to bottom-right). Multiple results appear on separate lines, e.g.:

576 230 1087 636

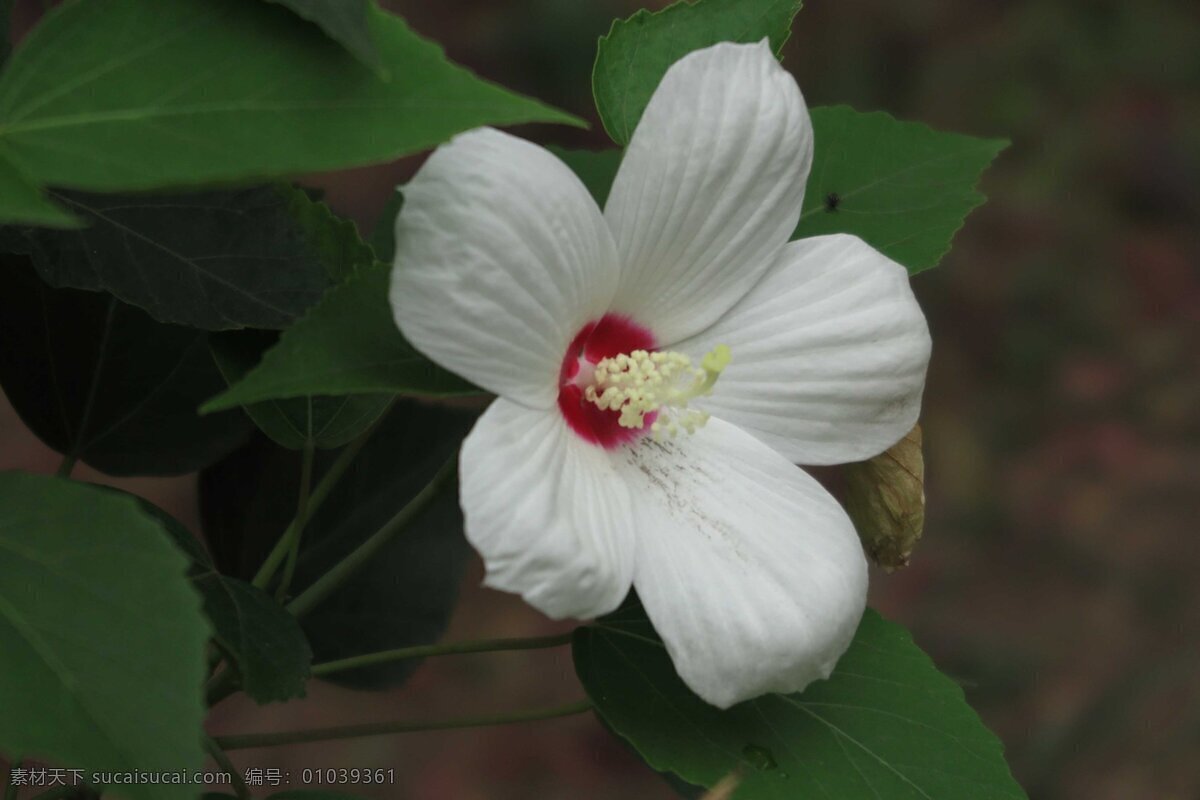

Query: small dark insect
825 192 841 212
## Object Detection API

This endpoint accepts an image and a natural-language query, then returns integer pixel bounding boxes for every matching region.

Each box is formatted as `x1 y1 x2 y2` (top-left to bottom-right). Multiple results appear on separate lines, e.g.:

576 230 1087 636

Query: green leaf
144 501 313 705
593 0 801 145
0 256 252 475
15 185 368 330
797 106 1007 274
195 573 312 704
0 0 579 202
265 0 382 73
547 146 623 208
367 190 403 263
0 472 208 800
200 401 474 689
202 261 479 413
211 330 391 450
0 149 74 227
552 109 1005 276
574 602 1027 800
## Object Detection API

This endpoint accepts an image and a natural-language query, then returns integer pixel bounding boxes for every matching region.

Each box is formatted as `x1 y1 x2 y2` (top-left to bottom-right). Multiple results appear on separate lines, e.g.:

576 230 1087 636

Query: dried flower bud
845 424 925 571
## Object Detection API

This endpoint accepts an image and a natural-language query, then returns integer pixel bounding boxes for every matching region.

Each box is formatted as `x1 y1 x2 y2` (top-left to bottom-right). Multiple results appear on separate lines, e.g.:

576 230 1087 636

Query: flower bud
845 424 925 571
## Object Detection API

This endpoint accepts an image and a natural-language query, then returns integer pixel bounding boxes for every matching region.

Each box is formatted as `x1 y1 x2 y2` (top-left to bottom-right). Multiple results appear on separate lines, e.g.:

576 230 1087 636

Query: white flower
390 40 931 708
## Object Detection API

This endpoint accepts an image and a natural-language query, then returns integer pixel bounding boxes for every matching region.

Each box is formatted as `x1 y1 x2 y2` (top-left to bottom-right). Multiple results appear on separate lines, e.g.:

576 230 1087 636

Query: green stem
54 454 76 479
205 665 238 708
4 758 21 800
251 402 393 591
286 454 457 619
214 699 592 751
275 436 315 602
311 632 574 677
58 297 117 482
202 736 250 800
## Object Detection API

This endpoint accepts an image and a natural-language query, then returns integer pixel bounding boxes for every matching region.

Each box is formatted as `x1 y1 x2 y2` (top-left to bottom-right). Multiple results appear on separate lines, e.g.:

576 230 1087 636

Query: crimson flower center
557 315 732 448
557 314 657 448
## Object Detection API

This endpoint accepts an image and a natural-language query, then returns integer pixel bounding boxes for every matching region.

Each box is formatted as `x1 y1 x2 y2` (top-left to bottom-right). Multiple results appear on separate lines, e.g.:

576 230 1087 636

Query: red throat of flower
558 314 657 448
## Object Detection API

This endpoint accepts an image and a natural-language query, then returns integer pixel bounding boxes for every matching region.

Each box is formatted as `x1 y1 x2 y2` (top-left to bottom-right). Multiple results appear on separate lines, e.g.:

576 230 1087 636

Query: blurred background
2 0 1197 797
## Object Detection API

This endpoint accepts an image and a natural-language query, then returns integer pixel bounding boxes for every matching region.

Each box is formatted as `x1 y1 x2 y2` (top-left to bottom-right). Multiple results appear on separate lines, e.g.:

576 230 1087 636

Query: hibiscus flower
390 40 931 708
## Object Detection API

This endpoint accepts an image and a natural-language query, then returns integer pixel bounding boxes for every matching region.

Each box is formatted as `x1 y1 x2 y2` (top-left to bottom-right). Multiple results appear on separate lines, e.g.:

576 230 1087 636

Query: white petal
617 418 867 708
679 234 932 465
604 40 813 344
391 128 619 408
460 399 636 619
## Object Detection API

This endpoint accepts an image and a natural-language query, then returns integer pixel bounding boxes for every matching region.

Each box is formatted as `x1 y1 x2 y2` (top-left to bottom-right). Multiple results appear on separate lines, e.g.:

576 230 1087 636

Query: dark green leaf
202 261 479 413
574 602 1026 799
0 0 579 206
0 256 252 475
201 400 476 689
14 185 367 330
593 0 801 145
797 106 1007 274
0 472 207 800
367 190 403 263
548 146 622 208
284 184 377 285
211 330 391 450
265 0 382 72
195 572 312 703
143 498 313 705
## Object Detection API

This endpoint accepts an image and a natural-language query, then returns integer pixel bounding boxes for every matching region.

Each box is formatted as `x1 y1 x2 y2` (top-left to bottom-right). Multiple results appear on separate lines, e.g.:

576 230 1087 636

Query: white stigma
583 345 732 438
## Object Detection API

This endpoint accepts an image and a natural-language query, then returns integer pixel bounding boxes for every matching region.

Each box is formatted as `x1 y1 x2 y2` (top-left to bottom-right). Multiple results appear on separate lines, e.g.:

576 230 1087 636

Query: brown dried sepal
844 424 925 572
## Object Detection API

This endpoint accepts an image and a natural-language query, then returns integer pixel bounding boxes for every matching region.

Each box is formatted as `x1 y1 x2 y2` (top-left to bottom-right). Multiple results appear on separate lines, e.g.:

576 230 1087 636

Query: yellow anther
585 345 731 438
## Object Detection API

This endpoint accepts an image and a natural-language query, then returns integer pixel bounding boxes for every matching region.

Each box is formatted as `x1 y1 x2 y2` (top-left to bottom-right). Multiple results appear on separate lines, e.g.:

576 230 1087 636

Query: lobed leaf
593 0 801 145
574 601 1027 800
0 256 251 475
15 185 367 331
797 106 1007 274
202 261 479 412
210 330 391 451
0 472 208 800
0 0 580 222
554 109 1006 275
144 501 313 705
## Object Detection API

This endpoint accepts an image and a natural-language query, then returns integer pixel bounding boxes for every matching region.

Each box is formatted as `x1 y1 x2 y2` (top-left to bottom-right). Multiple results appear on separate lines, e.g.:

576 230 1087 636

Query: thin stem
202 736 250 800
61 297 117 478
54 454 76 479
286 454 457 619
205 664 238 708
204 641 224 679
311 632 574 677
214 699 592 751
251 401 394 591
275 435 315 602
4 757 21 800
